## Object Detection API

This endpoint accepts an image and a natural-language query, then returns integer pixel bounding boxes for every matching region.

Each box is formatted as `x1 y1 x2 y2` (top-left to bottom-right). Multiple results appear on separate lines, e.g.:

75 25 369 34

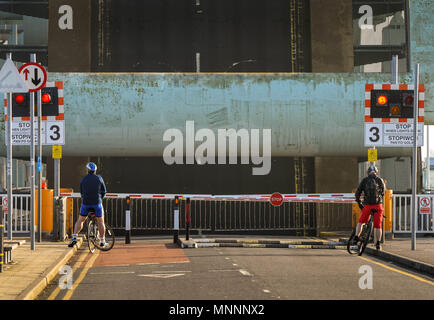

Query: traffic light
40 86 59 116
12 92 31 117
370 90 415 119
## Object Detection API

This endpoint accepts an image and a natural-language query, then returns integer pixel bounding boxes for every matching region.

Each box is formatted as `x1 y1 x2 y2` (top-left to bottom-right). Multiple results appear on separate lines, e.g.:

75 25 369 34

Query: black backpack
364 175 381 204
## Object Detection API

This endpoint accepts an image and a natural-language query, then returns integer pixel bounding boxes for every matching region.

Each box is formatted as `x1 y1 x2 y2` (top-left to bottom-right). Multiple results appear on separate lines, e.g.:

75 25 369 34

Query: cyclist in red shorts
354 165 385 250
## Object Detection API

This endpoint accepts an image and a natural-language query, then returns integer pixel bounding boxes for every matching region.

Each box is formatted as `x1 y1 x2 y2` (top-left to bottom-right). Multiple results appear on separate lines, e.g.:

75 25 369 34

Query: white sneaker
100 241 108 248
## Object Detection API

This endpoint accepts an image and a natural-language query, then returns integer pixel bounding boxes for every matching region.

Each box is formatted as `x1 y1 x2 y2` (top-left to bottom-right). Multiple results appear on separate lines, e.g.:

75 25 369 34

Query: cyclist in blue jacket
68 162 108 248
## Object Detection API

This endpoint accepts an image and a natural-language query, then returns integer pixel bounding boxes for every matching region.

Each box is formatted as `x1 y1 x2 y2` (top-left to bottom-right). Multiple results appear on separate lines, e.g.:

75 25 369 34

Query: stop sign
270 192 283 207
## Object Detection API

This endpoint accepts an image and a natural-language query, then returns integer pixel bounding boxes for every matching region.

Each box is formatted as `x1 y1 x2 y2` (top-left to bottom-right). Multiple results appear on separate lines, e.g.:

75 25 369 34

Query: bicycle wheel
87 219 98 253
358 221 373 256
347 229 360 255
95 222 115 252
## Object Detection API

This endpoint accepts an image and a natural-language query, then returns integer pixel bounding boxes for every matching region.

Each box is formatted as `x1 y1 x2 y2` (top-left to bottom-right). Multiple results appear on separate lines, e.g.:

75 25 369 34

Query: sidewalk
0 237 83 300
332 235 434 276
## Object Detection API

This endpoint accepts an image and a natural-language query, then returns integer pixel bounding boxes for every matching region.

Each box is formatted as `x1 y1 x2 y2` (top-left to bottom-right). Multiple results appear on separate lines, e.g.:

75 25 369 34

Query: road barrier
392 194 434 234
62 193 355 236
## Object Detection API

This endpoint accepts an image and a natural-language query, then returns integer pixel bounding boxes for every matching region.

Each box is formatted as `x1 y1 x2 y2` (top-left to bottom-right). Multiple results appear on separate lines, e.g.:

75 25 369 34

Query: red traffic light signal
377 95 388 105
41 93 51 103
403 94 414 106
15 94 25 104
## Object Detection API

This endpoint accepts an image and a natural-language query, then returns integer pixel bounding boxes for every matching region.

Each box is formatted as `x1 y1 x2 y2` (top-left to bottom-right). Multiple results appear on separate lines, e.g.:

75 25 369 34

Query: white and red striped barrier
59 193 356 203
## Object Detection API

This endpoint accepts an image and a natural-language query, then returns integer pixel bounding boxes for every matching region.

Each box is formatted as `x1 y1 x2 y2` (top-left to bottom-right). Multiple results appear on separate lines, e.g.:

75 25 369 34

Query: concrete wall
310 0 354 72
315 157 358 193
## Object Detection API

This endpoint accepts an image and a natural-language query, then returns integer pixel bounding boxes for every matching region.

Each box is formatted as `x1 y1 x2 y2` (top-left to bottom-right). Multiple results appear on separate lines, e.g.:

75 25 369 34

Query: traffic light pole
6 53 12 241
30 54 36 251
37 82 42 242
411 64 420 251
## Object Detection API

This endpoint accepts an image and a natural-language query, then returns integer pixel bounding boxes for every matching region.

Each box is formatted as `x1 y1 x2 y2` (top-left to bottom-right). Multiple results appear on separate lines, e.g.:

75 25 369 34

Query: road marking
152 270 191 273
239 269 253 276
47 249 89 300
232 263 238 266
62 251 100 300
208 269 238 272
90 271 135 275
138 273 185 278
263 289 271 293
358 256 434 286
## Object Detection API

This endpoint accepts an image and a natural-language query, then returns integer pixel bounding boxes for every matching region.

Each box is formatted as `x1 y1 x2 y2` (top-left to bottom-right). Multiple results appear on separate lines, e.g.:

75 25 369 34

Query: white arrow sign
0 58 29 93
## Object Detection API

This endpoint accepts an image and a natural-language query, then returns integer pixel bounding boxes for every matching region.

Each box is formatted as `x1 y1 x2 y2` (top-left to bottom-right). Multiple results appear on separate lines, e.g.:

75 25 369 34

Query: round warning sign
419 197 431 214
19 62 47 92
2 196 7 213
270 192 284 207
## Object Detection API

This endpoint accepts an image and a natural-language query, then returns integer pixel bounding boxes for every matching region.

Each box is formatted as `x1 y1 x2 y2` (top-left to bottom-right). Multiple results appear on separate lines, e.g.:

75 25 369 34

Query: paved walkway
378 237 434 265
0 237 82 300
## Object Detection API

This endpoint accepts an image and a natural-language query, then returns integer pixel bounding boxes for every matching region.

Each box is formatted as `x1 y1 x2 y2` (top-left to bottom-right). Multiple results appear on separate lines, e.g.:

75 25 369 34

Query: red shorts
358 204 383 229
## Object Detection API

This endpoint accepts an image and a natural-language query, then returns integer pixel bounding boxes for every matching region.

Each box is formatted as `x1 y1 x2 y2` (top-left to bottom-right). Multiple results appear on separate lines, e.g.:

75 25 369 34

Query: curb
177 238 346 249
176 238 197 248
364 246 434 277
338 238 434 277
16 238 84 300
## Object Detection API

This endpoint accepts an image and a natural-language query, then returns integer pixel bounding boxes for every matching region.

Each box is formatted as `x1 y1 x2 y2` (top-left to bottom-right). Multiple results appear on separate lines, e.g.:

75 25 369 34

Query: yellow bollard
34 189 54 233
384 189 393 232
60 188 74 236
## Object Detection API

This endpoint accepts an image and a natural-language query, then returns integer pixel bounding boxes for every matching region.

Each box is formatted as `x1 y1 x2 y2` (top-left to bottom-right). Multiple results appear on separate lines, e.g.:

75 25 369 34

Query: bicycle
85 208 115 253
347 208 377 256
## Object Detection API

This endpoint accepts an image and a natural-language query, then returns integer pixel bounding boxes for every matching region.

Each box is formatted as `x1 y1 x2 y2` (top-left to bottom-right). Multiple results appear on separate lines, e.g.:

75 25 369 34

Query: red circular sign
270 192 283 207
18 62 47 92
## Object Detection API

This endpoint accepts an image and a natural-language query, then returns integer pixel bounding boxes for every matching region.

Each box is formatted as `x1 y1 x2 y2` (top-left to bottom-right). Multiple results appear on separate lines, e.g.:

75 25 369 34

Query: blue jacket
80 173 107 205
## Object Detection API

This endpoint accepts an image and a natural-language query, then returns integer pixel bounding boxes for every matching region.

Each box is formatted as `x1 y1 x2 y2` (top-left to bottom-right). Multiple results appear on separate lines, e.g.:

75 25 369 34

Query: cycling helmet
367 165 378 174
86 162 97 172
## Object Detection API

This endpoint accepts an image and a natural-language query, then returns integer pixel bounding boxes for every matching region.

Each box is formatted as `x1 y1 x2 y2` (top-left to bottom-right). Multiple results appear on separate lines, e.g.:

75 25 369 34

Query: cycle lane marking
358 256 434 286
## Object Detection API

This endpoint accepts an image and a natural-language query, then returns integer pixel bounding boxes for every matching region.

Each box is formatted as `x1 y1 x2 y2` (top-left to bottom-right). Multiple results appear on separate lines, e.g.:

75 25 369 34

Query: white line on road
239 269 253 276
152 271 192 273
90 271 135 275
208 269 239 272
232 263 238 266
263 289 271 293
138 273 185 278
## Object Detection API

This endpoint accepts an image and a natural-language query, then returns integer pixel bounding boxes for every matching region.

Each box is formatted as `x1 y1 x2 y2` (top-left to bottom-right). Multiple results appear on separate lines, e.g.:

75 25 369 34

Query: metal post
30 54 36 250
173 196 179 243
382 54 399 244
53 155 60 239
411 64 420 251
6 53 12 240
37 87 42 242
125 196 131 244
427 126 430 191
186 198 191 241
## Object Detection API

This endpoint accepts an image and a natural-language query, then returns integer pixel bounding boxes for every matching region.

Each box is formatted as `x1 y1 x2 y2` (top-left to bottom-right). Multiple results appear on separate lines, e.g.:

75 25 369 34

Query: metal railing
1 194 31 235
392 194 434 233
66 194 354 235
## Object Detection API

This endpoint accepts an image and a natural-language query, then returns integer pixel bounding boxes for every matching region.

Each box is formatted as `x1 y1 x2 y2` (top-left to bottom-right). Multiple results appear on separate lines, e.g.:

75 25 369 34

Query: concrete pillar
315 157 358 193
310 0 354 72
315 157 358 234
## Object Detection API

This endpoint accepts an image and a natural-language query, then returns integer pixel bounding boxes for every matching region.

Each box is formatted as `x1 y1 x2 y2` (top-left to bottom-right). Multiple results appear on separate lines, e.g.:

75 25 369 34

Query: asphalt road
37 238 434 301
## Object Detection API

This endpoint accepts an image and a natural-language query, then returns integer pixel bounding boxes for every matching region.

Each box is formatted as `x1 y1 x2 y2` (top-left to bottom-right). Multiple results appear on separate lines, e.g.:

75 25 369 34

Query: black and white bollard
173 196 179 244
125 196 131 244
186 198 191 241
